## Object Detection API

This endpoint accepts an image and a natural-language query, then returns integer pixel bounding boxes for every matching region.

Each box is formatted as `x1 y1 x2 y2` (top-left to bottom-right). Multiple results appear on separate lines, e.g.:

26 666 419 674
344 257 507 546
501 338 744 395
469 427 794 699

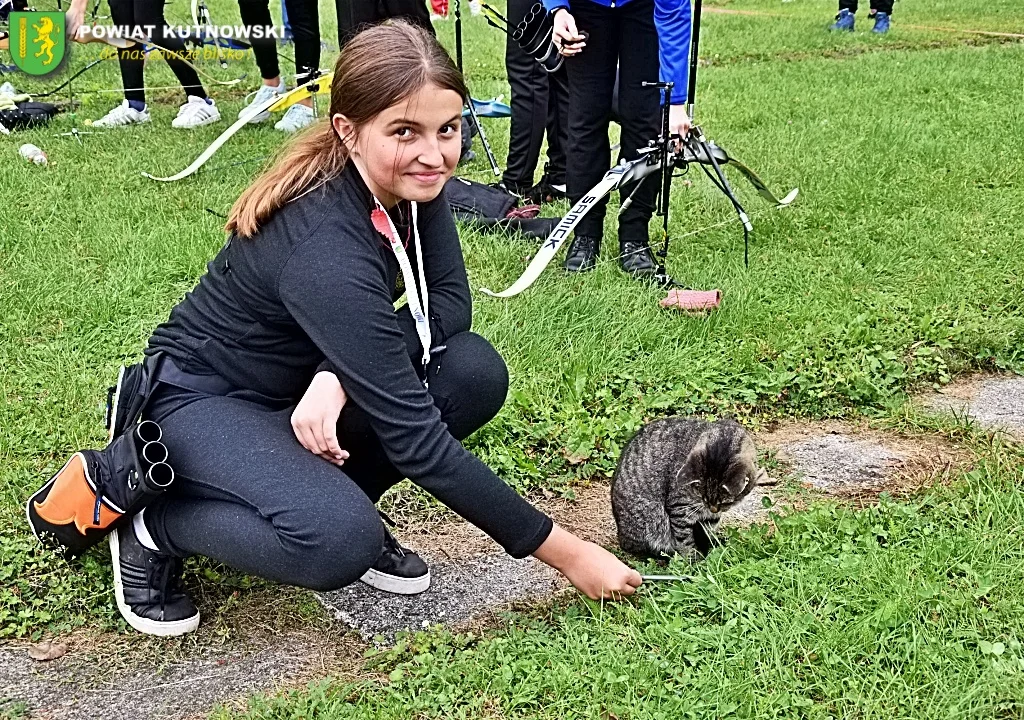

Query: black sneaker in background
564 235 600 273
359 527 430 595
619 241 657 276
109 524 200 636
525 169 567 205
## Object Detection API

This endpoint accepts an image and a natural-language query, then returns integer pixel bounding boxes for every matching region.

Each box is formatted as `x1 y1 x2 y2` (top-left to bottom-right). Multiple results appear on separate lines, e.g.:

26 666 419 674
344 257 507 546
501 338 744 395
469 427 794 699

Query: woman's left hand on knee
291 371 350 466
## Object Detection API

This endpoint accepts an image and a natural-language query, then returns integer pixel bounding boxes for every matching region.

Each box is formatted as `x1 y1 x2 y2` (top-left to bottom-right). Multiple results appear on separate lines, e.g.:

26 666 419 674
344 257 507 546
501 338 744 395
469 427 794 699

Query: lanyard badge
370 199 432 387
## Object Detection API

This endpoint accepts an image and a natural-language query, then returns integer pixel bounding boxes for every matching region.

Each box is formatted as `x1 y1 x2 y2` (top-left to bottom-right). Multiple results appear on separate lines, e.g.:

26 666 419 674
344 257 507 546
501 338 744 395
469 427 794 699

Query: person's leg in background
869 0 892 32
336 0 434 48
831 0 857 30
94 0 219 128
501 0 552 196
237 0 287 123
562 0 619 272
382 0 434 34
94 0 151 127
276 0 320 131
614 0 661 276
135 0 222 128
532 62 569 204
280 0 293 41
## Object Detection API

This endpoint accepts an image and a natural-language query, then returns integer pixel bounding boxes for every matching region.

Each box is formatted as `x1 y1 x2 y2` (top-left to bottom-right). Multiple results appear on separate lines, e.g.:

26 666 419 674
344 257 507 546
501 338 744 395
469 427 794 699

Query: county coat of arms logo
9 11 66 76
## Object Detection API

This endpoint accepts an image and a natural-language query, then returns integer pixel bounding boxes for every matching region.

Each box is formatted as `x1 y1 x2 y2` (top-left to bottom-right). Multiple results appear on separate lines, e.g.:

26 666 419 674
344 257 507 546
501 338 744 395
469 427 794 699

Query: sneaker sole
359 567 431 595
172 114 221 130
241 110 272 124
109 532 200 636
92 117 151 128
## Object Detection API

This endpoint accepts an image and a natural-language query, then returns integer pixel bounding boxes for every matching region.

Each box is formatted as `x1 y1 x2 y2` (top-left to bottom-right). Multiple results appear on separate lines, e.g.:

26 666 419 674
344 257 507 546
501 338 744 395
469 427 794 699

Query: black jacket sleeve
279 220 552 559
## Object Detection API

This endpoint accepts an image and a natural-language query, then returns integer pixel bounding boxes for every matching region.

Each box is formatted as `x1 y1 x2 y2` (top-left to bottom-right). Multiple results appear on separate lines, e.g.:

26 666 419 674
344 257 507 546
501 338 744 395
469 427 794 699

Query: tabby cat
611 417 764 559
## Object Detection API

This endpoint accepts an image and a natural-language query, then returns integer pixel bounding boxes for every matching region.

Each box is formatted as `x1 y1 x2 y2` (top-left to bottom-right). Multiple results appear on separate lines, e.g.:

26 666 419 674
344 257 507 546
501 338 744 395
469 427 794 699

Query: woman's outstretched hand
291 371 350 466
533 525 643 600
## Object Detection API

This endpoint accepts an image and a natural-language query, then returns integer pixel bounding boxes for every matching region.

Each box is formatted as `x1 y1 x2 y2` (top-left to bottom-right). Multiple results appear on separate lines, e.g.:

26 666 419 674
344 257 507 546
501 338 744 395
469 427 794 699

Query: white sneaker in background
274 103 315 133
238 81 286 124
92 100 151 128
469 0 482 15
171 95 221 129
0 81 18 97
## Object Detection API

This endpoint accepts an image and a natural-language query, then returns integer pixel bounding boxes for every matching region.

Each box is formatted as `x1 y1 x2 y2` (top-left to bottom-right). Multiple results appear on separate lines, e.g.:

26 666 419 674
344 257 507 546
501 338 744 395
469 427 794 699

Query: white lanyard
370 198 432 386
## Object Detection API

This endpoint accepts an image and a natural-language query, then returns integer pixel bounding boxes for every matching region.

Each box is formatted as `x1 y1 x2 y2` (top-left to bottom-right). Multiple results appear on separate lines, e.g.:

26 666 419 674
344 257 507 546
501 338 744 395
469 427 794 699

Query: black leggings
839 0 894 14
107 0 206 103
142 331 509 592
564 0 661 243
283 0 433 83
502 0 569 190
238 0 280 81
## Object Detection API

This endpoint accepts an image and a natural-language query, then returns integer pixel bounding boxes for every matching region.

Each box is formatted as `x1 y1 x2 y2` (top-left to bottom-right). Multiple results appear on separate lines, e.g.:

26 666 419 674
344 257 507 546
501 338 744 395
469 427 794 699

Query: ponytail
225 121 349 239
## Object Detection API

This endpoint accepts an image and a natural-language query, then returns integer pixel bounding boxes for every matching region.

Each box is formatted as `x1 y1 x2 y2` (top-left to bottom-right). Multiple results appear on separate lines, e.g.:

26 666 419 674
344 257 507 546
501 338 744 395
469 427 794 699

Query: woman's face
334 82 464 207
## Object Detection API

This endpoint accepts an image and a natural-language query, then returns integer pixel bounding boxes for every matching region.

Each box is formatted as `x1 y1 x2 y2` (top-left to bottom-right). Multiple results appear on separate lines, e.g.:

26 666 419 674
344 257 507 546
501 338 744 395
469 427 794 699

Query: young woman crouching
99 21 640 635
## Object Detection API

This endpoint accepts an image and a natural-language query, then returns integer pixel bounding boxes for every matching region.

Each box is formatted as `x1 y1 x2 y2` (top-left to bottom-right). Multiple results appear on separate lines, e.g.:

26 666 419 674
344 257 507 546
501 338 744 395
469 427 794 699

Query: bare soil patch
760 419 967 500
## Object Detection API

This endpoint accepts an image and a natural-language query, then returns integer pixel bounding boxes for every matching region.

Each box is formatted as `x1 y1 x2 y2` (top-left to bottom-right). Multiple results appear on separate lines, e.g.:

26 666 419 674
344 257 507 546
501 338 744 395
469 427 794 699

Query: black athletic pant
142 331 509 592
336 0 433 46
281 0 320 82
107 0 206 103
238 0 280 81
839 0 894 14
502 0 569 191
284 0 433 82
564 0 661 244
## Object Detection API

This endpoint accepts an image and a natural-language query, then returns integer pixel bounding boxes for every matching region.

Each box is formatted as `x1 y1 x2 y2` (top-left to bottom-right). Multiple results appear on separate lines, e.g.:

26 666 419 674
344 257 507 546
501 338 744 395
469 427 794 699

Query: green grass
2 1 1024 713
218 449 1024 719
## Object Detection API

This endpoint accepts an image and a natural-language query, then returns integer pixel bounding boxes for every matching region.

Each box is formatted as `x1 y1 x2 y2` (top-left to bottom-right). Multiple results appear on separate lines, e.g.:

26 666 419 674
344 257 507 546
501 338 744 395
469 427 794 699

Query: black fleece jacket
147 164 553 559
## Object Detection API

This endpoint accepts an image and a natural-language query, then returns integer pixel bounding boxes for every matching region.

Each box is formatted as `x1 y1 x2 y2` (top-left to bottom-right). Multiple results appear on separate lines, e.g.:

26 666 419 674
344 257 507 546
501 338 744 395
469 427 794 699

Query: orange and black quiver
26 353 174 558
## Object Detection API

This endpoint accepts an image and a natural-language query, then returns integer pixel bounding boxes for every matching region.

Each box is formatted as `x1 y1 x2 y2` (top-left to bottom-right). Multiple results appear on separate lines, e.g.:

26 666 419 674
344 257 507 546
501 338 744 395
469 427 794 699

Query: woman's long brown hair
226 21 468 238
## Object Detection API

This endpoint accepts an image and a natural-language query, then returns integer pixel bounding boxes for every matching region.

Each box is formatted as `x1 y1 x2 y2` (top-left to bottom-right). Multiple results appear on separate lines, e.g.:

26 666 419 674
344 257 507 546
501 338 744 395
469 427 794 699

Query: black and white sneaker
359 527 430 595
109 524 200 636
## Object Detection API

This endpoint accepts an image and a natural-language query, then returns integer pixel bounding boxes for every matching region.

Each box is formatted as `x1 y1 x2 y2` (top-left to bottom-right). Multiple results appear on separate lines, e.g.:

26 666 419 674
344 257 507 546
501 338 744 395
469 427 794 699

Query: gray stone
722 489 774 526
779 434 904 492
318 552 562 640
0 636 314 720
927 377 1024 435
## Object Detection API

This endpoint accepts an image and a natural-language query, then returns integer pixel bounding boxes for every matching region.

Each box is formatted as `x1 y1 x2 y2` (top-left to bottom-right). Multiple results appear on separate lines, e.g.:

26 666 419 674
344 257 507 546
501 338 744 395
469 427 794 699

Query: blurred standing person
829 0 891 33
234 0 295 127
546 0 692 277
500 0 569 204
64 0 222 129
335 0 435 46
277 0 402 133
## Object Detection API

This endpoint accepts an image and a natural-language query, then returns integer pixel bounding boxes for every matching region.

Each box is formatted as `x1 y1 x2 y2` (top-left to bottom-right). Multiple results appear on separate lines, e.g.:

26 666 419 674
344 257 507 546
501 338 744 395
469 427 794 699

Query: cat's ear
681 434 711 480
735 434 758 475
